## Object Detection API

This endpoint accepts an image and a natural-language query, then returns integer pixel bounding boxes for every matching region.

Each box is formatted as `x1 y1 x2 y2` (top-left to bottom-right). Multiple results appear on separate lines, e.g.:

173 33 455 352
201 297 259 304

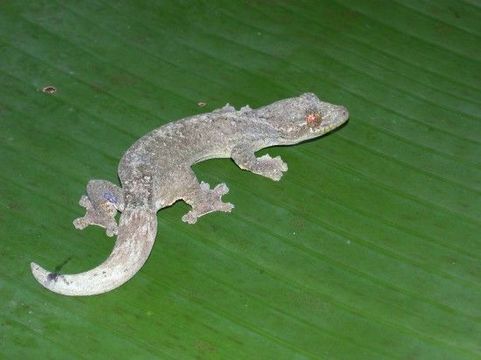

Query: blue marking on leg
103 191 117 204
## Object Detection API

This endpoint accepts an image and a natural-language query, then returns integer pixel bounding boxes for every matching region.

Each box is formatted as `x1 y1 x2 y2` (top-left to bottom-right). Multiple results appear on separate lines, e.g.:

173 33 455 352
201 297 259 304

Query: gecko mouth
320 106 349 130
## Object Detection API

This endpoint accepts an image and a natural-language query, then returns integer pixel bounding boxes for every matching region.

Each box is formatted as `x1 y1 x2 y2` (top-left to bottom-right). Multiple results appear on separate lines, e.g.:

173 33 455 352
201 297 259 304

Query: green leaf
1 0 480 359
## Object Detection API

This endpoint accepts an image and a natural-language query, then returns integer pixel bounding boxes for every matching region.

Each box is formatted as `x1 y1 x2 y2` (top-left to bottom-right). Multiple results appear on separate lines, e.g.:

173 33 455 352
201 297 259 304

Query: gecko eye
305 112 322 127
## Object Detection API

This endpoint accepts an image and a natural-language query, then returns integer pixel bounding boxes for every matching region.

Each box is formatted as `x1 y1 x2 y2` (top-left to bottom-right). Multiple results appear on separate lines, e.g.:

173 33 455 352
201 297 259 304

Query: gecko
31 93 349 296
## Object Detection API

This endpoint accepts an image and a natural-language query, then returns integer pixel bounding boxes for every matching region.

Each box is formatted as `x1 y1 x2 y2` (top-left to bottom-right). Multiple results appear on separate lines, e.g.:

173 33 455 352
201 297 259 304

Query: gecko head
259 93 349 144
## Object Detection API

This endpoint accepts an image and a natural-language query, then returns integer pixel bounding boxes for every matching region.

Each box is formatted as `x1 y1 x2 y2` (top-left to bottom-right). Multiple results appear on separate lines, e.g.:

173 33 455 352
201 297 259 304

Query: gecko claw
181 212 198 224
213 183 229 196
105 225 118 237
78 195 91 208
73 217 88 230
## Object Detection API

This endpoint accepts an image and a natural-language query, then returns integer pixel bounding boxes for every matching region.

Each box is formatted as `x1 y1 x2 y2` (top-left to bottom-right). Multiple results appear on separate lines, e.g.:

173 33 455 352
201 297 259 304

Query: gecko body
31 93 349 296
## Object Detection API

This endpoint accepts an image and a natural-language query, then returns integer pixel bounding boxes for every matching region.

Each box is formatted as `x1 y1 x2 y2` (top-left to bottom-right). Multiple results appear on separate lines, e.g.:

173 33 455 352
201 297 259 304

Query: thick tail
30 208 157 296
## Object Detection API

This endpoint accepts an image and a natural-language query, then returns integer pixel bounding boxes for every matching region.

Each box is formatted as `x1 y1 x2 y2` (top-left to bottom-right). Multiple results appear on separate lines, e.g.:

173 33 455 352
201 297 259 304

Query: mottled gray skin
31 93 349 296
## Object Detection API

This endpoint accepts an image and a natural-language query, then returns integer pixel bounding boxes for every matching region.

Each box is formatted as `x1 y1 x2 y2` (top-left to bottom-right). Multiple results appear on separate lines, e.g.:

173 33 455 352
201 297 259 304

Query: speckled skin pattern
31 93 349 296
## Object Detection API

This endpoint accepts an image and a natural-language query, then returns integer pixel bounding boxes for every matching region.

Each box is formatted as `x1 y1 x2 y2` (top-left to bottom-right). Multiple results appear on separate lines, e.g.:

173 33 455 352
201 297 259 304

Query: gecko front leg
231 144 288 181
73 180 124 237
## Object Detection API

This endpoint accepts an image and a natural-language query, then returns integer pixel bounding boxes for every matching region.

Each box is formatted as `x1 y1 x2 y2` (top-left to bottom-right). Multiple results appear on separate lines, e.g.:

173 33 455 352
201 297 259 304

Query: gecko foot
73 180 124 237
232 145 288 182
73 195 119 237
253 154 288 181
182 182 234 224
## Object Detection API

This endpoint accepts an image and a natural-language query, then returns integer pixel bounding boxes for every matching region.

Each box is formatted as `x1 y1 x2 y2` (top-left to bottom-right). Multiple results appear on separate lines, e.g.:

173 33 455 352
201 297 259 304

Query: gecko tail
31 208 157 296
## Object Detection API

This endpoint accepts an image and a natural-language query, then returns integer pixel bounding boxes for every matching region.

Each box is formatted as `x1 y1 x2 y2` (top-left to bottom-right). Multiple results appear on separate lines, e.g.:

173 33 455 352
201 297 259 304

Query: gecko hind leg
182 180 234 224
73 180 124 237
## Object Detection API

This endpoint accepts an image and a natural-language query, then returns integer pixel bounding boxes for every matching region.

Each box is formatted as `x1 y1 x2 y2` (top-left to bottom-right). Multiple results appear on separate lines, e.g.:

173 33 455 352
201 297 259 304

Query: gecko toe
213 183 229 195
73 217 87 230
199 181 210 191
182 212 198 224
222 202 234 212
106 226 118 237
78 195 91 208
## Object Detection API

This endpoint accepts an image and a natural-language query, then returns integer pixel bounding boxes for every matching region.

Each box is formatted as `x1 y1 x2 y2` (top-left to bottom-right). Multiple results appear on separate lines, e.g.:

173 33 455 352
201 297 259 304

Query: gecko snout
339 106 349 123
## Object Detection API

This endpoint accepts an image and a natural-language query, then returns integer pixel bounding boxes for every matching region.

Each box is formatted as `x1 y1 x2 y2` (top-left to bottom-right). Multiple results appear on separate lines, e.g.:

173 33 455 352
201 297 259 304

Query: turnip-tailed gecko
31 93 349 296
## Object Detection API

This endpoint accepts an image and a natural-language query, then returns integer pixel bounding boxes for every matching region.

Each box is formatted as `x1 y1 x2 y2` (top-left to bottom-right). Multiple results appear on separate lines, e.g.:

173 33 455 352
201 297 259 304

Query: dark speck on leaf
47 272 59 282
448 6 460 18
42 86 57 95
54 257 72 273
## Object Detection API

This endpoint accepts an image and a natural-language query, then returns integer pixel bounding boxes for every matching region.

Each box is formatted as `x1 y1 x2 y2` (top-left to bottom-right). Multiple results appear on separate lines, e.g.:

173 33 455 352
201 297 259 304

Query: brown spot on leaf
109 74 137 87
195 339 217 354
42 86 57 94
